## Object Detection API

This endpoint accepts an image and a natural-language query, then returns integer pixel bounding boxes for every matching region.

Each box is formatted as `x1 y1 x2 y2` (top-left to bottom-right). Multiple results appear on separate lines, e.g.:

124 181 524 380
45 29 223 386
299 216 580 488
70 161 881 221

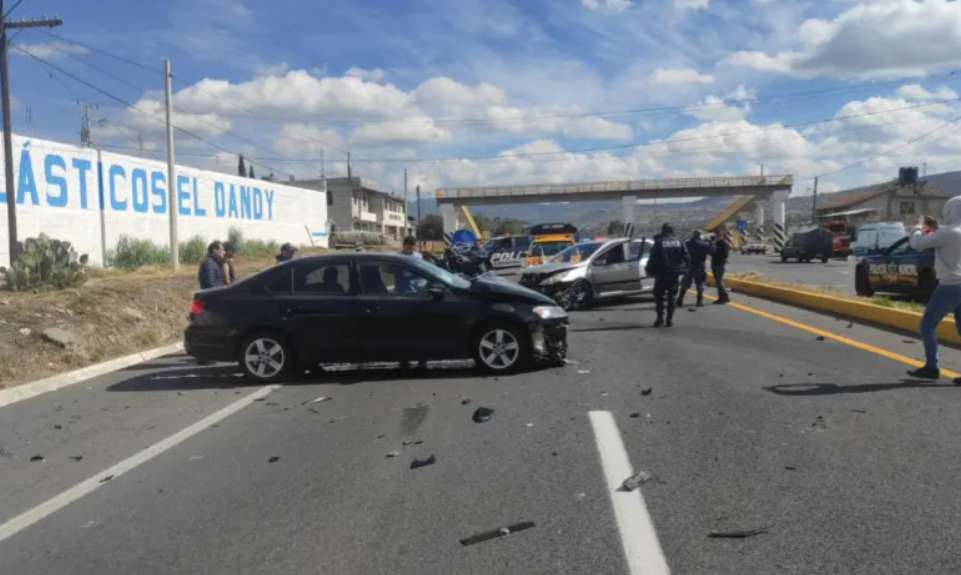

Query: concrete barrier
712 274 961 346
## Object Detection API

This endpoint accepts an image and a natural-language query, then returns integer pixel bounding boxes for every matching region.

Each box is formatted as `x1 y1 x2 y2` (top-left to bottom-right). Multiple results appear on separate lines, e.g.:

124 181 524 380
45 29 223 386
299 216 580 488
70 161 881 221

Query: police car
483 235 531 272
855 235 936 301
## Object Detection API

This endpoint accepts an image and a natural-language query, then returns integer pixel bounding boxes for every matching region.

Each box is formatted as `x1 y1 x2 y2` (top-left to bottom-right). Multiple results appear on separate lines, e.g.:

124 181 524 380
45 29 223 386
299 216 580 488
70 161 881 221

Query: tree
238 155 246 177
249 166 255 179
418 214 444 240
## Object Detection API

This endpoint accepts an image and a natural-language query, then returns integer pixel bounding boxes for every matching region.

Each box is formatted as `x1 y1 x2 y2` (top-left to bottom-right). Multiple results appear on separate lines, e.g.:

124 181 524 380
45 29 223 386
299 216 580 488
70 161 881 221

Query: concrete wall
0 135 328 267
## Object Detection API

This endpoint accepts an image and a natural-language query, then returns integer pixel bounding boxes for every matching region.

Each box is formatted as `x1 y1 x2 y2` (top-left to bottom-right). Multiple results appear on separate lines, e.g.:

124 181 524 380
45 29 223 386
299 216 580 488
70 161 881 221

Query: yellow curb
707 274 961 347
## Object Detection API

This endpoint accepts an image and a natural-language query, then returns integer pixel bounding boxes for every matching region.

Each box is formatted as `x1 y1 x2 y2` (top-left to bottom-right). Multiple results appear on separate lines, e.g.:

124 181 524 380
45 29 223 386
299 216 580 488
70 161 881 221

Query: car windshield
533 241 571 257
878 226 906 248
551 242 603 263
404 256 471 289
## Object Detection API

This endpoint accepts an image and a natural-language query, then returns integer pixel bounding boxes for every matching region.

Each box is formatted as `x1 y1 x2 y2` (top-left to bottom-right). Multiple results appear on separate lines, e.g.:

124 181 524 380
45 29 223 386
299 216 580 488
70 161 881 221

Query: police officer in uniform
645 223 689 327
677 230 713 308
712 228 731 304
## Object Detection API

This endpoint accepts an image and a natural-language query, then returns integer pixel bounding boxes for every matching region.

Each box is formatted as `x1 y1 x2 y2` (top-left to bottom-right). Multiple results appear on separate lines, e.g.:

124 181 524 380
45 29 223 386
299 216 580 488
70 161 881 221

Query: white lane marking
0 384 278 545
589 410 671 575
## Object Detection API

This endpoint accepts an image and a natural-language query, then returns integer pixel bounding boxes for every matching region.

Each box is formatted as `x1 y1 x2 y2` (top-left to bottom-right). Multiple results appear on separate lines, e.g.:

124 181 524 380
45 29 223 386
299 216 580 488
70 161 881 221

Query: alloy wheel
243 337 285 379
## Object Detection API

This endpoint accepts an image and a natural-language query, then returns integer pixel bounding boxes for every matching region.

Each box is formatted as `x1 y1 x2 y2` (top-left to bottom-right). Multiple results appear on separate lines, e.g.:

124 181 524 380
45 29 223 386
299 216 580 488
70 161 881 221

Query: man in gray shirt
906 196 961 381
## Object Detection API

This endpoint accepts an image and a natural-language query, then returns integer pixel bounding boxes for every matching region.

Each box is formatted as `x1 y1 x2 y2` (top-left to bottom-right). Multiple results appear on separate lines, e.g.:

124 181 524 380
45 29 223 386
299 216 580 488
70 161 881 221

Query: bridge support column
754 202 766 242
440 203 460 236
622 195 636 233
769 190 789 252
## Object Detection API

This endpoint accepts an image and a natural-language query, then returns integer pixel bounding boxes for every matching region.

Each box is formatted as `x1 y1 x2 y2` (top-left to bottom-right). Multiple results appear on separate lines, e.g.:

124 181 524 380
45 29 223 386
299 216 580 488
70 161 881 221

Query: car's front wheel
239 332 290 382
473 324 530 373
556 280 593 311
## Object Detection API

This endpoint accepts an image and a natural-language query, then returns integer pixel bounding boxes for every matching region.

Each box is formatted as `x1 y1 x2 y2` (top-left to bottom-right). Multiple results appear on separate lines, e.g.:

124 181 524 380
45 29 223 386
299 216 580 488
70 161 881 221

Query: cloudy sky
8 0 961 196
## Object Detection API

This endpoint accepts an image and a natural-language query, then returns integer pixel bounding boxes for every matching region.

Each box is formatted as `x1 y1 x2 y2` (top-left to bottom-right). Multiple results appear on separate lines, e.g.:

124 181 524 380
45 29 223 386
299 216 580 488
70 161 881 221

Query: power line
36 30 961 130
13 44 298 179
3 0 25 19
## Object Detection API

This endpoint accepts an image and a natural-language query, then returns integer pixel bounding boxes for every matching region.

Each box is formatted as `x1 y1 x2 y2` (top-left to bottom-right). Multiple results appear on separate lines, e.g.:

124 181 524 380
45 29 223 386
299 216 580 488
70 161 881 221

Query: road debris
811 415 827 431
641 387 653 396
850 409 867 414
410 455 436 470
621 471 653 492
551 451 558 457
816 336 825 341
708 525 772 539
784 465 797 471
30 455 44 463
525 422 535 428
268 456 280 463
189 455 204 461
459 521 536 546
386 450 401 458
53 424 63 430
461 399 471 405
311 395 332 403
18 327 31 337
578 369 591 375
847 322 854 328
376 434 386 439
472 407 494 423
69 455 83 462
401 439 424 446
99 474 114 483
629 412 640 418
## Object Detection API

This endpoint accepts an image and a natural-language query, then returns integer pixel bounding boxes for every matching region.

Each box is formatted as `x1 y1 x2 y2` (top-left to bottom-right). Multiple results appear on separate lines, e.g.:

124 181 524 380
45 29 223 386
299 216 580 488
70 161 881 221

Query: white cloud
14 42 88 61
346 67 386 83
686 96 750 122
649 67 714 86
721 0 961 78
674 0 709 12
351 117 450 146
580 0 633 14
896 84 958 102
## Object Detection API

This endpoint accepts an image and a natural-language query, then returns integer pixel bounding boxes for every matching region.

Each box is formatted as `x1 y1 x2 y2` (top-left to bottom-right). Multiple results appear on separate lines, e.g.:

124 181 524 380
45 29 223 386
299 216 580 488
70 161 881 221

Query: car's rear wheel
855 265 874 297
239 333 290 382
780 253 787 262
473 323 530 373
557 280 593 311
821 256 829 263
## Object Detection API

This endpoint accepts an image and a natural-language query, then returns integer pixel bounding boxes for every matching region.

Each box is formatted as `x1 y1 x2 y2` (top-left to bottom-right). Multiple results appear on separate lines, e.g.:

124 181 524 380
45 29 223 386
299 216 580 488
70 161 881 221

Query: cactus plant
0 234 88 291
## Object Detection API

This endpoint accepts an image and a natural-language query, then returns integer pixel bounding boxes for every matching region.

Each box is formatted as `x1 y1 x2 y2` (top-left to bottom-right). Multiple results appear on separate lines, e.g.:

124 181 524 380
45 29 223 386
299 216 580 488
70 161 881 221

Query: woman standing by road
907 197 961 381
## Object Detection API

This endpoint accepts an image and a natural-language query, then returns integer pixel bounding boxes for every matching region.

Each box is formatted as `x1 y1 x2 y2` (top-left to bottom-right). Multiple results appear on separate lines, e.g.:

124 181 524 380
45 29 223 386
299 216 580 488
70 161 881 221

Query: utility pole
416 184 422 243
347 151 351 179
811 176 819 225
320 148 325 179
404 168 408 236
80 102 94 146
1 4 62 263
163 58 178 269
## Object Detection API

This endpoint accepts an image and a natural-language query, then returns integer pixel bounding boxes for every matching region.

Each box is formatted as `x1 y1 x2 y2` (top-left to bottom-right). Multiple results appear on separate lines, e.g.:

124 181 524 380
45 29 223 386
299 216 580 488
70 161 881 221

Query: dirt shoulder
0 253 309 390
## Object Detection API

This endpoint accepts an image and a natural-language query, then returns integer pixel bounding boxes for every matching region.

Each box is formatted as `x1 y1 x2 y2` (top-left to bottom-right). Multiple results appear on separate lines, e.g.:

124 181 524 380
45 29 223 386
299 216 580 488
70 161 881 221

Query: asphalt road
3 288 961 574
726 253 853 293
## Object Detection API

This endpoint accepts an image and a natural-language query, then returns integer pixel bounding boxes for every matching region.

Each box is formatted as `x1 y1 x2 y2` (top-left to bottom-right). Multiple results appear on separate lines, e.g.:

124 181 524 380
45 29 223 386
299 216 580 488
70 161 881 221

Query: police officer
645 223 689 327
712 228 731 304
677 230 713 308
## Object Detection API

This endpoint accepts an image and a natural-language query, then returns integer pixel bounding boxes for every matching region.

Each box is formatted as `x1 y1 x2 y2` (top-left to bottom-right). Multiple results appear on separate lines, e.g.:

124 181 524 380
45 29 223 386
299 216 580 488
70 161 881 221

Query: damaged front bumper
531 319 568 365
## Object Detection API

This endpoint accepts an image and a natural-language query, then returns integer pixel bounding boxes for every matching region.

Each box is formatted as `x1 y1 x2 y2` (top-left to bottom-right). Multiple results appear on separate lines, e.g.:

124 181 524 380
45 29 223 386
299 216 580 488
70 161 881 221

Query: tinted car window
255 267 292 294
294 262 353 295
627 241 646 261
514 237 532 251
595 244 626 265
358 261 431 297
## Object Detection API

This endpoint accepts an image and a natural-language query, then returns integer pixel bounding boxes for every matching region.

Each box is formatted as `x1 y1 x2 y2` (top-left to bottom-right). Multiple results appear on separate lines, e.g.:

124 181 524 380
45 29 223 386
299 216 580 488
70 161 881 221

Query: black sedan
184 253 569 381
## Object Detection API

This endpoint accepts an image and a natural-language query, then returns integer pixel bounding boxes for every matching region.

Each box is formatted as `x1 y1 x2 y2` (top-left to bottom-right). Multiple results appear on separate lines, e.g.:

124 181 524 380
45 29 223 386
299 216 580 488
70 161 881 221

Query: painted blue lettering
150 172 167 214
72 158 92 209
131 169 149 213
192 177 206 217
16 145 38 206
252 188 264 220
265 190 275 221
240 186 251 219
44 154 68 208
228 184 238 218
177 175 191 217
214 182 226 217
109 165 127 211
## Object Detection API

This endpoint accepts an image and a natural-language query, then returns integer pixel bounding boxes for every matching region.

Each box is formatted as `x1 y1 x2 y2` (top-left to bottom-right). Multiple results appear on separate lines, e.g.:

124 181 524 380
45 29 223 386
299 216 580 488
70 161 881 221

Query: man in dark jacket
645 223 689 327
712 228 731 304
276 242 297 263
198 241 226 289
677 230 714 308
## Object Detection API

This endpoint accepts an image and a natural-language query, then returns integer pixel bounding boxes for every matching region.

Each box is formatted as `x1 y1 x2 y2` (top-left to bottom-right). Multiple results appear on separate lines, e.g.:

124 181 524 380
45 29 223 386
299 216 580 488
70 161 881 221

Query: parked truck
780 228 834 263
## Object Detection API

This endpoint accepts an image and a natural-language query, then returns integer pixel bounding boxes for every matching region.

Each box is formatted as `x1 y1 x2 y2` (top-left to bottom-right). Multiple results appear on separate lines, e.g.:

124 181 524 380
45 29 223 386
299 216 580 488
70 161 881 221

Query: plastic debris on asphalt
268 456 280 463
459 521 536 546
99 474 114 483
525 422 534 428
386 450 401 458
69 455 83 461
816 336 825 341
410 455 436 470
472 407 494 423
311 396 332 403
629 412 640 418
708 525 771 539
577 369 591 375
641 387 653 396
621 471 653 492
29 455 44 463
461 399 471 405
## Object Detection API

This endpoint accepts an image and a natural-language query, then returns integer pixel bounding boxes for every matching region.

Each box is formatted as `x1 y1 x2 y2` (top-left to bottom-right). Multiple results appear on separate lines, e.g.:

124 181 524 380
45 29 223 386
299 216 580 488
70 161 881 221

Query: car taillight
190 299 205 316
